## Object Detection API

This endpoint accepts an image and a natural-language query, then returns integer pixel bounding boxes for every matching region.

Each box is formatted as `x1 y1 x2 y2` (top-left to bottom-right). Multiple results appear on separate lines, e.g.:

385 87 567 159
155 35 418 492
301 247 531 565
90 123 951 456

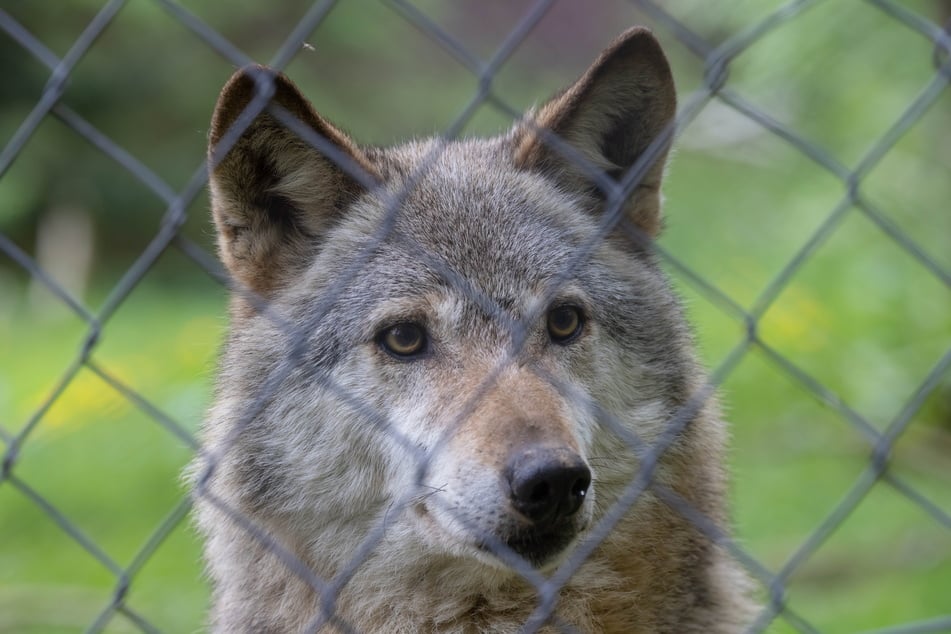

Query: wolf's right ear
208 66 378 294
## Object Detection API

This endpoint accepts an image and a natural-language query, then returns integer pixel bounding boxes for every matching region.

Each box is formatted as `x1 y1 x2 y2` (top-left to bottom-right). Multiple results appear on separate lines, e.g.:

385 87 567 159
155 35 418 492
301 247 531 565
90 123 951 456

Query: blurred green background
1 1 950 632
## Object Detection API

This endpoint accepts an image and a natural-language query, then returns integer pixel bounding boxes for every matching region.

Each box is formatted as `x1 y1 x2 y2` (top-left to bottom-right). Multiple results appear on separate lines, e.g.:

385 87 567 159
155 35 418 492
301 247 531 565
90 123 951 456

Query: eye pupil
547 306 583 343
381 323 426 358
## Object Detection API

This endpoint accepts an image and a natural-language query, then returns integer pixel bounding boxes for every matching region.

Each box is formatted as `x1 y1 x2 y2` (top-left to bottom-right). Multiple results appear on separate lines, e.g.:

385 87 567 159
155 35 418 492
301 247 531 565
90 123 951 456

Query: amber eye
547 305 584 344
379 323 427 358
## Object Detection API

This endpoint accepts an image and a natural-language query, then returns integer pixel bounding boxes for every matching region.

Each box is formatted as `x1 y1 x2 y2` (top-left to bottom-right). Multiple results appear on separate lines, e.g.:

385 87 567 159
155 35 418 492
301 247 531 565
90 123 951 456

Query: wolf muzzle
507 446 591 525
501 445 591 565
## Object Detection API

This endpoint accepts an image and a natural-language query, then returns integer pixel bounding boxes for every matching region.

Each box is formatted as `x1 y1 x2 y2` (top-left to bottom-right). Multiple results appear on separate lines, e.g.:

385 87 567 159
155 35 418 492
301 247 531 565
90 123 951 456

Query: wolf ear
208 66 378 294
513 27 676 237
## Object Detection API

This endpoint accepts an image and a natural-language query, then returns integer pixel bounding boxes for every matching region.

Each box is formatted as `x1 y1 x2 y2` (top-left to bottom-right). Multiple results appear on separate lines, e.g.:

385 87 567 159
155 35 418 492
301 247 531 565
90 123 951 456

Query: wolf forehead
329 138 603 290
308 162 658 332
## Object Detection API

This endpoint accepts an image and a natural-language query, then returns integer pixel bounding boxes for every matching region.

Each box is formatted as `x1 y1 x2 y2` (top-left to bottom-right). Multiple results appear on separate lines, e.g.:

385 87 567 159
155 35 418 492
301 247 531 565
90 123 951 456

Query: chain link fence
2 1 950 632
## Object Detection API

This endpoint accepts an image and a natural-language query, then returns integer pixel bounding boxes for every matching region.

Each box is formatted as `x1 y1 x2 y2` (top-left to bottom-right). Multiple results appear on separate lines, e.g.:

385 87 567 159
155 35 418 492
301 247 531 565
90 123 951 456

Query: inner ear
513 27 676 237
207 66 380 295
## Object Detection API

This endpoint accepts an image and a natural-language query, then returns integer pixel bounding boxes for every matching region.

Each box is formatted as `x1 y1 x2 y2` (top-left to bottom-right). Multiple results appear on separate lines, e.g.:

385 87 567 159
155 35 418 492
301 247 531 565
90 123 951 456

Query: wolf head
201 27 691 581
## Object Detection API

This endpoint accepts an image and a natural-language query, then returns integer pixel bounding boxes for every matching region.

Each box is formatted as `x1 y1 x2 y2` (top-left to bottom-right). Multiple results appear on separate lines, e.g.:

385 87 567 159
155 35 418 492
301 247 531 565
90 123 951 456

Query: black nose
508 447 591 526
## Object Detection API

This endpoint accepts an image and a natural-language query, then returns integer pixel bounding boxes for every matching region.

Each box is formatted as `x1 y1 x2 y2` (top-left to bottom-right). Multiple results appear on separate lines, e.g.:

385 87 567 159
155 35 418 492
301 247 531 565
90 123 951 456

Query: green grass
1 278 223 633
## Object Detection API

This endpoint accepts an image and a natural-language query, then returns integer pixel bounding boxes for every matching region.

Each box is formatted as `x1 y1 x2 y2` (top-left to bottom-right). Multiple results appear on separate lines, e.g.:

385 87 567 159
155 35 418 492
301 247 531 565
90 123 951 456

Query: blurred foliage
1 1 950 633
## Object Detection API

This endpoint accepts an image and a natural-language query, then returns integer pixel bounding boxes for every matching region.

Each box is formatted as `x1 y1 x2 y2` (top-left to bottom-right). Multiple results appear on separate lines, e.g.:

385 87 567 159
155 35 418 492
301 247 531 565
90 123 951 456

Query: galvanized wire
1 1 949 633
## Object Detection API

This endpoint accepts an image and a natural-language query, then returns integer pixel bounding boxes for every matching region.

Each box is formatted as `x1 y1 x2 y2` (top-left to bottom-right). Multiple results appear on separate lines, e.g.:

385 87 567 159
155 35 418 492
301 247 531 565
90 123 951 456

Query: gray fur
193 27 754 633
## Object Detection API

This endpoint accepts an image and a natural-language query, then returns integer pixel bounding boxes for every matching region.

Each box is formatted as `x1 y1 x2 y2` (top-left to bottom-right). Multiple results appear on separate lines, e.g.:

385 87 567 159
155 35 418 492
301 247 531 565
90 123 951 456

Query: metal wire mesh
2 1 950 632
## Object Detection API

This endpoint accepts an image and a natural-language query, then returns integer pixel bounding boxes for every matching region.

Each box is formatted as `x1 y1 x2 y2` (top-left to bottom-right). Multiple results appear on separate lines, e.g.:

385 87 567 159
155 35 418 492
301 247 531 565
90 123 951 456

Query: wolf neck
217 504 711 634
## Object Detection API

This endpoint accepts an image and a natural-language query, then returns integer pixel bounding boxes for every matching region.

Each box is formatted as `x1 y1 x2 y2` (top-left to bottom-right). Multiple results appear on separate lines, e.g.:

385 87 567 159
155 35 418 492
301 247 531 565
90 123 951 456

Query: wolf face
196 26 750 633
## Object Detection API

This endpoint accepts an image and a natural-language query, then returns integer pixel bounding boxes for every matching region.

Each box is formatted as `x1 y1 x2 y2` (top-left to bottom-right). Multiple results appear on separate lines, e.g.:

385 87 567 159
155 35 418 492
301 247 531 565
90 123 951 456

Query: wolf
193 26 754 633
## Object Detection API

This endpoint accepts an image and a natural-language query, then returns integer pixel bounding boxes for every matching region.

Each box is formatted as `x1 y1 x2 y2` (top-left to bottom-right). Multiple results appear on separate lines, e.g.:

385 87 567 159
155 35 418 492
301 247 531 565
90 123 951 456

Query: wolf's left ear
513 27 676 237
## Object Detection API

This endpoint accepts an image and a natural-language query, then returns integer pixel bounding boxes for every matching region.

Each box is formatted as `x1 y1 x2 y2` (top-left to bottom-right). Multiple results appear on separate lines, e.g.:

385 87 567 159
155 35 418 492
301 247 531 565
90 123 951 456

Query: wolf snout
507 446 591 526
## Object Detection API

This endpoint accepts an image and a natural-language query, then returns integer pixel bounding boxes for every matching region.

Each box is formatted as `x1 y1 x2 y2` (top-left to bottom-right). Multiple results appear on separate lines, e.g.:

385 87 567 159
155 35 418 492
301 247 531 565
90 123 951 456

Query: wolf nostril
570 474 590 503
508 447 591 526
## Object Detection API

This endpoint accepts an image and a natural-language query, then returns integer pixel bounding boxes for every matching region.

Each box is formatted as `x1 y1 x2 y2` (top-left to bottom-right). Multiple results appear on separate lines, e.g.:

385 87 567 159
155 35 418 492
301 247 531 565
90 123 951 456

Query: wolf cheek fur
194 26 754 633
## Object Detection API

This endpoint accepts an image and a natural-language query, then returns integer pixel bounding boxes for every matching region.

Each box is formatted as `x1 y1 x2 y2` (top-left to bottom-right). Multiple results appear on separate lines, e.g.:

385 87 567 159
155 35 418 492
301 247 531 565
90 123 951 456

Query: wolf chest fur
194 26 753 633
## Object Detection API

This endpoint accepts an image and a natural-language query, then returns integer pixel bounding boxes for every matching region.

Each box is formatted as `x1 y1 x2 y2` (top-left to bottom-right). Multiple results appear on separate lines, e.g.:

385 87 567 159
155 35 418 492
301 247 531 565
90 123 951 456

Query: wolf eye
547 305 584 344
379 323 427 359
